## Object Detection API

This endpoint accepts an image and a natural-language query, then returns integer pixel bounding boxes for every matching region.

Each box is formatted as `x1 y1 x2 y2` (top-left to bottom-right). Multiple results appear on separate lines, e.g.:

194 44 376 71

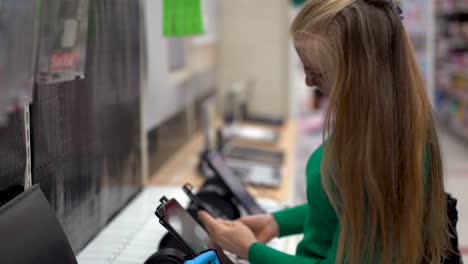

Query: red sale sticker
50 51 77 71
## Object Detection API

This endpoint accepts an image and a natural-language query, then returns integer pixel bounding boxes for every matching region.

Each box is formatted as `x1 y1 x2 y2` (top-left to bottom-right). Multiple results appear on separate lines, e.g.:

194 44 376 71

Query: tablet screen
206 152 266 215
161 199 211 254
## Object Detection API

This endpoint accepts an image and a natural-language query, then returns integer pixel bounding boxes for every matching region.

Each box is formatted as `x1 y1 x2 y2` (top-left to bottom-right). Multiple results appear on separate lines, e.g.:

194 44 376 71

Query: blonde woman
199 0 452 263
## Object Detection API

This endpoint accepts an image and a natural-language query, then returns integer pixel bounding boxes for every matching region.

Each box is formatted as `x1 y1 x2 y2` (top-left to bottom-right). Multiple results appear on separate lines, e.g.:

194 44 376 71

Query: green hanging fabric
191 0 204 35
87 2 96 41
163 0 204 37
163 0 172 36
174 0 184 35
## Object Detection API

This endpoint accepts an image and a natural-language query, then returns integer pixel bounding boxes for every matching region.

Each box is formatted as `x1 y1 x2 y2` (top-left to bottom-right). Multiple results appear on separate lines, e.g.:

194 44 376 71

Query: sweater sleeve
248 225 340 264
272 204 308 238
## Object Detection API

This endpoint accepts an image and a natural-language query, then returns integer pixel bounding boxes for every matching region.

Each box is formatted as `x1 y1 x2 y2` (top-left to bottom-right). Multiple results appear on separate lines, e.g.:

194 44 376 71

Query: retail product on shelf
438 0 468 14
402 0 431 82
435 0 468 139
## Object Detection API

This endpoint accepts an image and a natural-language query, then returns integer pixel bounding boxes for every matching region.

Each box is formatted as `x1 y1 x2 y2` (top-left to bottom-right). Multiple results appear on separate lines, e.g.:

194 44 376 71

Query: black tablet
183 184 212 215
204 152 266 215
155 197 211 257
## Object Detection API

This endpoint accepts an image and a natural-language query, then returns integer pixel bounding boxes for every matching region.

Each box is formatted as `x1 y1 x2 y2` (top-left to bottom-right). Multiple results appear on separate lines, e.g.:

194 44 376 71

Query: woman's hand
198 211 257 259
238 214 279 243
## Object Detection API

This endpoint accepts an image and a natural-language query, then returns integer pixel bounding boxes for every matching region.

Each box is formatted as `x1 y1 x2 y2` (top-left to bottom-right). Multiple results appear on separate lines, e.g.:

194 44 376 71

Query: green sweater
249 144 340 264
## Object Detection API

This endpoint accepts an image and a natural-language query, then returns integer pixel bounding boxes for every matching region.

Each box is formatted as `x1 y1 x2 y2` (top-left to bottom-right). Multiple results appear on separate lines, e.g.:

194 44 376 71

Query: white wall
142 0 218 132
218 0 290 119
143 0 175 131
288 6 309 119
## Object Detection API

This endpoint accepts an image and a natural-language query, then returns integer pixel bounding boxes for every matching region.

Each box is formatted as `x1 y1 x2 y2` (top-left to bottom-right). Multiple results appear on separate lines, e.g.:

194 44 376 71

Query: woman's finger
198 210 224 234
218 219 231 226
238 216 257 226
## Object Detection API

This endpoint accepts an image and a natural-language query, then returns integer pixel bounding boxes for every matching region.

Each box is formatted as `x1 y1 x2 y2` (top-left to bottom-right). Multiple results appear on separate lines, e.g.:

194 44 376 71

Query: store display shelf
439 8 468 17
449 119 468 141
447 63 468 77
437 113 468 141
436 1 468 143
439 88 468 103
448 38 468 51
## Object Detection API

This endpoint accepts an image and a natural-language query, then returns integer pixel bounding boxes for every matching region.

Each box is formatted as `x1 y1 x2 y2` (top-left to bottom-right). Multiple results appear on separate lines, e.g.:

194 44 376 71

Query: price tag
50 51 78 71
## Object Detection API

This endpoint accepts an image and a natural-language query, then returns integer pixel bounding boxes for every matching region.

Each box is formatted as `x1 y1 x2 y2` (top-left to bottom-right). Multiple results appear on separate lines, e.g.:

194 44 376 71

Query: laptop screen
205 152 266 215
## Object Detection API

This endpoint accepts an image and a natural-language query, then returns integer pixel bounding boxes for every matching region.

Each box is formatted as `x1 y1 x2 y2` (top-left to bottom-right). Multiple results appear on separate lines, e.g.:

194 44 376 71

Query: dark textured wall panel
31 0 141 253
0 112 25 203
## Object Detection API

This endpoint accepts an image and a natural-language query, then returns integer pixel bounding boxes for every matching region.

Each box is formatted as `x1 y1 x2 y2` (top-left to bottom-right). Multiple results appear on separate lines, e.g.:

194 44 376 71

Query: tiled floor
441 132 468 263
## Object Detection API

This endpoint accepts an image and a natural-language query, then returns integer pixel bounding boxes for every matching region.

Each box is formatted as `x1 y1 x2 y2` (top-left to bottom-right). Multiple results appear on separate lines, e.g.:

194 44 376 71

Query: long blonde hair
292 1 450 263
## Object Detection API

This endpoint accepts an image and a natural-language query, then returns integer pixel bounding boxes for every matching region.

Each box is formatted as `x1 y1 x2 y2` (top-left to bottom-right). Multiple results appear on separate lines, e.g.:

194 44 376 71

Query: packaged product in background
36 0 90 84
0 0 40 126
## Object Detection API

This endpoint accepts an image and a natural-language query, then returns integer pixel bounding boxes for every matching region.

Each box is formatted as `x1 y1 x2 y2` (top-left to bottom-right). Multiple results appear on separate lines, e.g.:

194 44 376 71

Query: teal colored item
292 0 307 6
184 250 221 264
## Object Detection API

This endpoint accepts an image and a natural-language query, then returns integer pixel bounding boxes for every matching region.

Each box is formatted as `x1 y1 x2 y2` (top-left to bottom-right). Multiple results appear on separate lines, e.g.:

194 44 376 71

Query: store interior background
0 0 467 263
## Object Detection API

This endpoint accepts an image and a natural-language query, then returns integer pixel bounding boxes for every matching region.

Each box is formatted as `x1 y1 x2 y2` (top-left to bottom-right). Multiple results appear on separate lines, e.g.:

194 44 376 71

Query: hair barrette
394 4 404 20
